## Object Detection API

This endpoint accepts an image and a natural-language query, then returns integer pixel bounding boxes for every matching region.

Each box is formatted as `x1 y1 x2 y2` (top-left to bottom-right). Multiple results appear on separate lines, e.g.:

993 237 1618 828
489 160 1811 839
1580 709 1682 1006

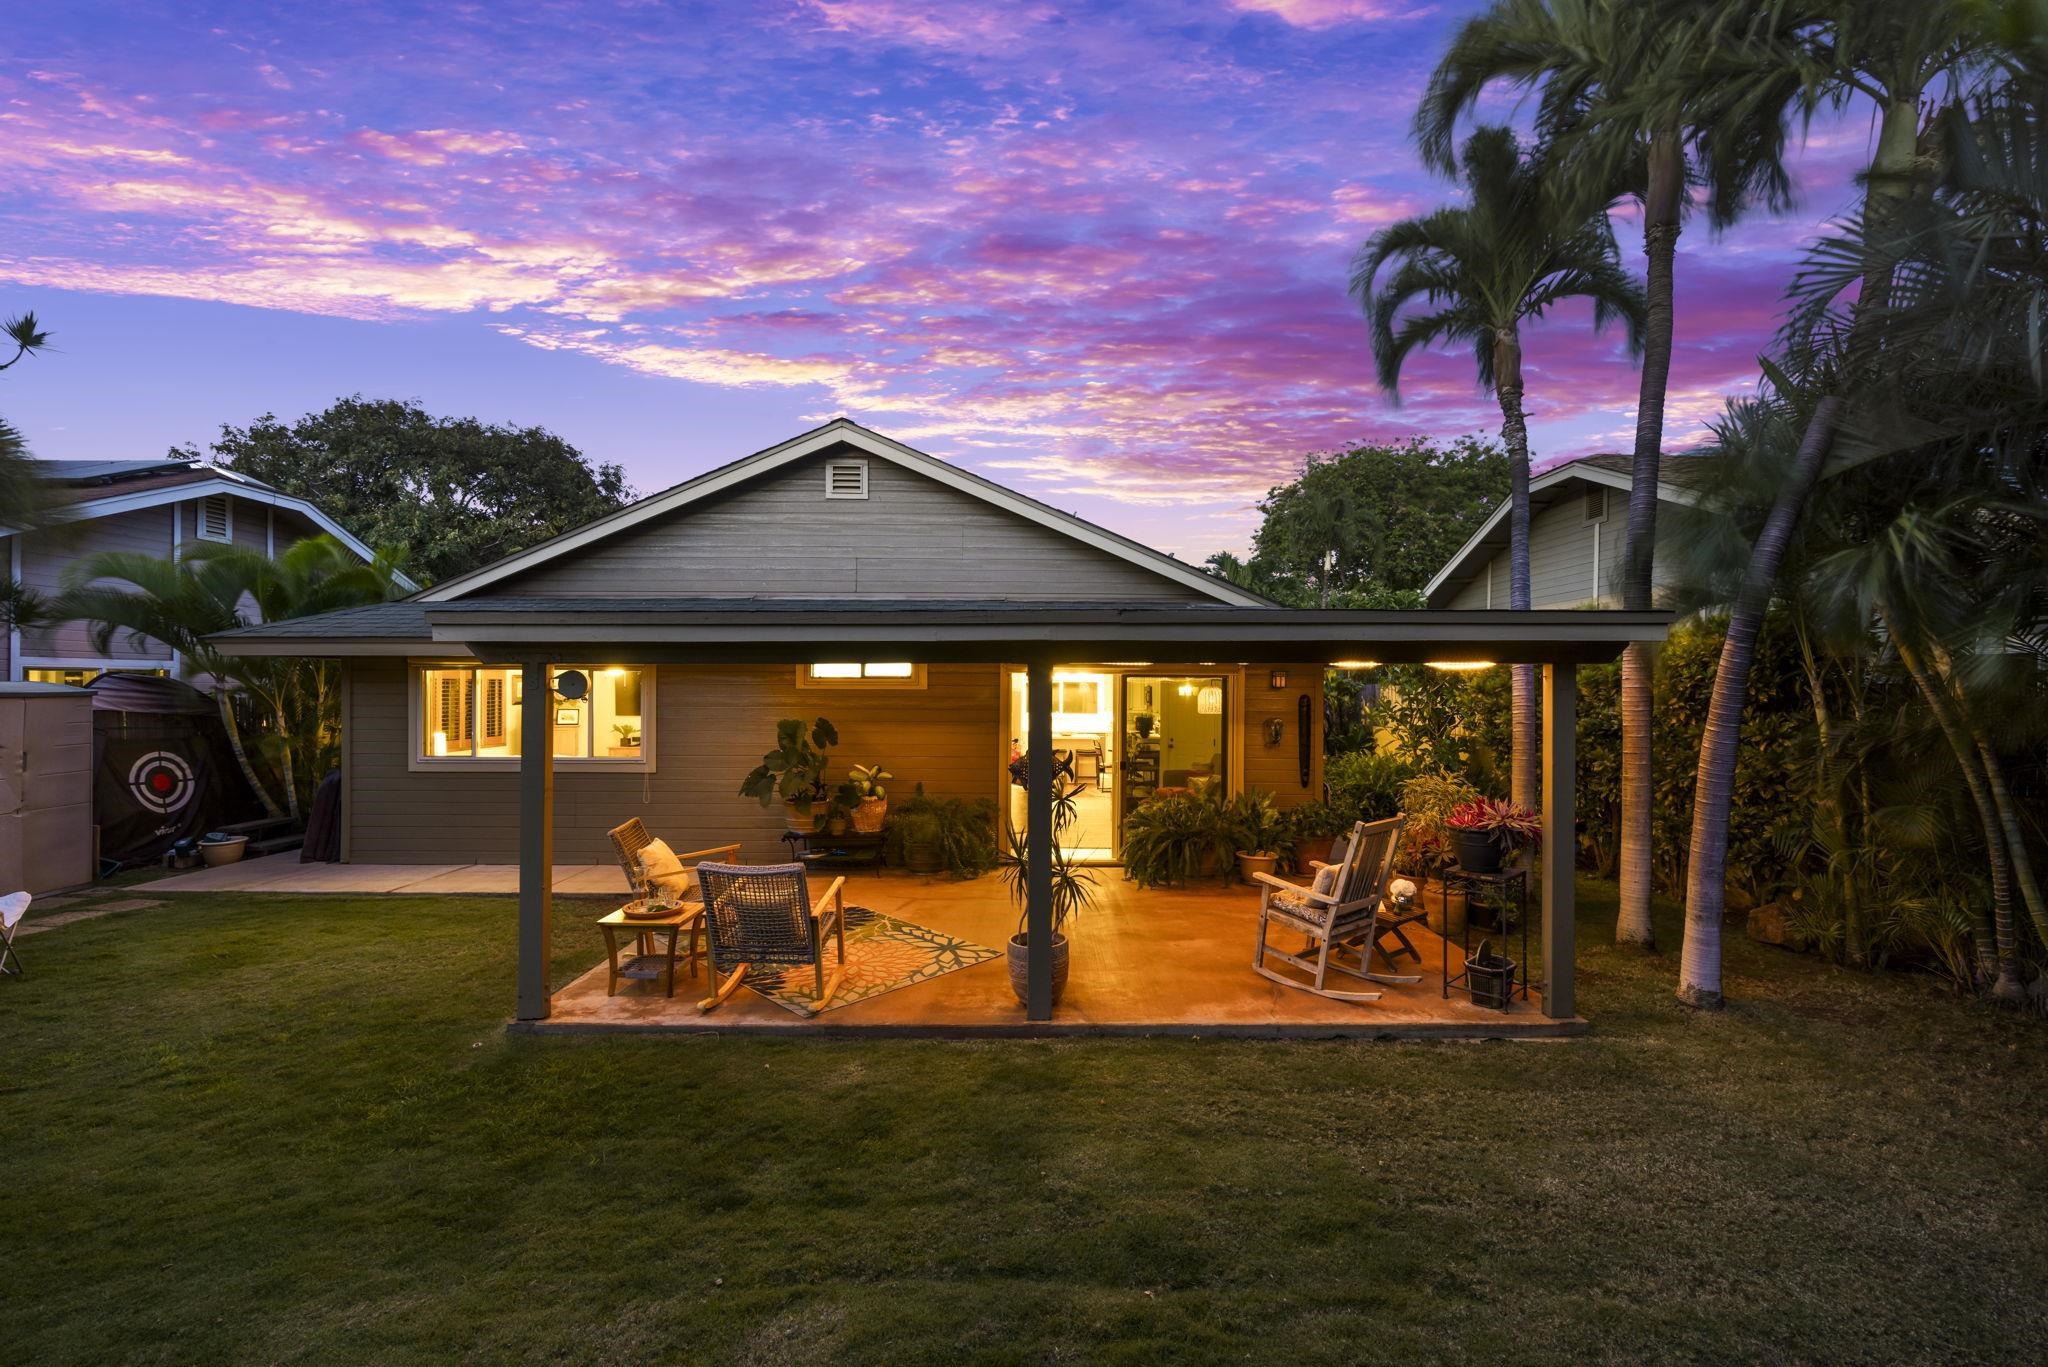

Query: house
212 419 1665 1025
4 456 408 683
1424 453 1710 610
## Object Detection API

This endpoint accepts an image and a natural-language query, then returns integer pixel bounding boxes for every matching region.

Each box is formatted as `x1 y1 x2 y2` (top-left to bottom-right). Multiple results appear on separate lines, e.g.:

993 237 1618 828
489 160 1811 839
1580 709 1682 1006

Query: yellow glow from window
810 663 862 679
862 662 914 678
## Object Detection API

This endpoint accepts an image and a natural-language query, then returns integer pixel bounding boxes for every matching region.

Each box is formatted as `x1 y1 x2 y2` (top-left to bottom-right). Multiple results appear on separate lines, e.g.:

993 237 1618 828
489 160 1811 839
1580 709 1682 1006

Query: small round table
597 904 705 998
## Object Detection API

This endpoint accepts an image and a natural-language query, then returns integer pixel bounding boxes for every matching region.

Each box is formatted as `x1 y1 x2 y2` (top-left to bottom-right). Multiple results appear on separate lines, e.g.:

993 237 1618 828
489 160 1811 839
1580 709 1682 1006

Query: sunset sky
2 1 1875 560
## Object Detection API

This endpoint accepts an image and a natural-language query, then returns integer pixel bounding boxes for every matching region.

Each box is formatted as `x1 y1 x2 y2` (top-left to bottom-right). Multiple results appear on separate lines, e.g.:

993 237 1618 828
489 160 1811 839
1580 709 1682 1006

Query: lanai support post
1541 662 1576 1020
516 659 556 1022
1026 655 1055 1021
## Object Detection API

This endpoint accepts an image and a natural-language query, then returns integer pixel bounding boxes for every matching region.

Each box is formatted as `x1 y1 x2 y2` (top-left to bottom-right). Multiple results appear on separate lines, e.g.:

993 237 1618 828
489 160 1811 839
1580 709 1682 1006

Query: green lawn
9 880 2046 1364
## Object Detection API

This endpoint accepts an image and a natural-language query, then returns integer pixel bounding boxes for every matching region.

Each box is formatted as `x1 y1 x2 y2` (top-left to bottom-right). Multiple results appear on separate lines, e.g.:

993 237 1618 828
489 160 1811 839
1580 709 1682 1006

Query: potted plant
843 763 892 833
1132 711 1155 740
1121 787 1237 888
1280 799 1351 871
1001 780 1097 1008
884 787 1000 878
737 716 838 831
1445 797 1541 874
1227 790 1285 883
608 722 642 758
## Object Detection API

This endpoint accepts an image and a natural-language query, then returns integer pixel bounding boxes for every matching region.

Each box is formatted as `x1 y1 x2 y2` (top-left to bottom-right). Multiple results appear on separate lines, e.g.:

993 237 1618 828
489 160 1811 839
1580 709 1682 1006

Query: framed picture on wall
555 707 580 726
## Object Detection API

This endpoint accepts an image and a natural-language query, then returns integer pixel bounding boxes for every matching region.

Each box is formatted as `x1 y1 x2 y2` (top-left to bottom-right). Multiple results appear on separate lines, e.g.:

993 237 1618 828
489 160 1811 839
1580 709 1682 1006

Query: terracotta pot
1293 835 1338 870
1236 851 1278 883
852 796 888 834
1007 931 1069 1008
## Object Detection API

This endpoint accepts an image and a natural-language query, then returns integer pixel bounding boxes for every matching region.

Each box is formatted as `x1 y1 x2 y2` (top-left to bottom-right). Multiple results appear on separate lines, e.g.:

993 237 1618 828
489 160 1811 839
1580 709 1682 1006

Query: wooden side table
598 905 705 997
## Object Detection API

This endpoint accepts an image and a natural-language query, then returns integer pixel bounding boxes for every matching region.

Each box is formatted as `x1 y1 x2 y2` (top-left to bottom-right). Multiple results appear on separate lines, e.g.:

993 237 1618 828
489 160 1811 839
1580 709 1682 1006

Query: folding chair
1 893 29 978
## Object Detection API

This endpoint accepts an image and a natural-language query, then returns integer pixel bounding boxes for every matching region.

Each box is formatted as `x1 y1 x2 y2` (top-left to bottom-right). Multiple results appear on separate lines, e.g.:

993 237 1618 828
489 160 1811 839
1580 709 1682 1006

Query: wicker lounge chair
694 862 848 1015
1251 816 1421 1002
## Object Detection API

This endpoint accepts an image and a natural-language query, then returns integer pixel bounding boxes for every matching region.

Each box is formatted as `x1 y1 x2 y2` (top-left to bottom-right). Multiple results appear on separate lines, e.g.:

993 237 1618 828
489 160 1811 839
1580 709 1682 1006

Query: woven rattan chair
1251 816 1420 1003
695 862 848 1015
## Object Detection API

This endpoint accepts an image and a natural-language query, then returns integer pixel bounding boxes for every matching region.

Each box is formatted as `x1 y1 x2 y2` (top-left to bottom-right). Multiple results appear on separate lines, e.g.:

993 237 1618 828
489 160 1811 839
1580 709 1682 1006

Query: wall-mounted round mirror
553 669 589 701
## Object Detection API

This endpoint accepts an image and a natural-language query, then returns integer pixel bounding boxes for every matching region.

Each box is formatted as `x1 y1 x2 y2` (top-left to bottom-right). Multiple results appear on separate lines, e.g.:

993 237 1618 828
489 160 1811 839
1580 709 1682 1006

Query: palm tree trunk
1893 631 2019 998
1678 396 1841 1008
217 687 286 820
1617 126 1685 949
276 706 302 825
1494 326 1536 812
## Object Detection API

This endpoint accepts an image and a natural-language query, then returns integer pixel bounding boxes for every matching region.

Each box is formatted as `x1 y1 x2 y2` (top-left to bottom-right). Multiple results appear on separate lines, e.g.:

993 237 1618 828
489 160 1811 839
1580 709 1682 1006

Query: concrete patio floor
541 870 1576 1040
139 853 1574 1038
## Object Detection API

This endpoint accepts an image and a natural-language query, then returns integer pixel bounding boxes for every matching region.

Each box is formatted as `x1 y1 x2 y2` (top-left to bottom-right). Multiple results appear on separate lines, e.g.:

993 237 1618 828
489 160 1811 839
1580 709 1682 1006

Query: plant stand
1438 863 1534 1005
781 827 885 868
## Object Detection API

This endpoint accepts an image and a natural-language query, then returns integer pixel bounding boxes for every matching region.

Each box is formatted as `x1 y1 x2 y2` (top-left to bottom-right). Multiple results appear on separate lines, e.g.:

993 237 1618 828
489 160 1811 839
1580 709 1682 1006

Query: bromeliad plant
738 717 839 824
1445 796 1541 872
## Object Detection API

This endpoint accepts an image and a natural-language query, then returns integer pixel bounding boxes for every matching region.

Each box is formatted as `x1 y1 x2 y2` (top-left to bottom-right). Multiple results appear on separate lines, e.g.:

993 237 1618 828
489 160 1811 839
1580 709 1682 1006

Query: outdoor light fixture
1268 670 1288 689
1425 660 1496 672
1330 659 1380 670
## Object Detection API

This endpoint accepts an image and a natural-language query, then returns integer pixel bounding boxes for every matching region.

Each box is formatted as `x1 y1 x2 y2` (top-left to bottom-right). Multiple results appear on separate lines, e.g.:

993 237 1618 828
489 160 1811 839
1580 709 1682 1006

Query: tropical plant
1121 787 1238 888
1446 797 1544 849
1325 749 1419 821
54 535 410 819
1416 0 1807 951
1003 778 1098 931
738 717 839 813
844 763 891 800
1397 772 1484 875
888 786 1001 879
1352 124 1647 814
1223 790 1286 857
1 312 54 532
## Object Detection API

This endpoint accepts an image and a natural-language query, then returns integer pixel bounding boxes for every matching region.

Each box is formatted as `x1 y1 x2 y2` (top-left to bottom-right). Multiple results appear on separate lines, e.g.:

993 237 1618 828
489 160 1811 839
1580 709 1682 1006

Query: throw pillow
637 840 695 898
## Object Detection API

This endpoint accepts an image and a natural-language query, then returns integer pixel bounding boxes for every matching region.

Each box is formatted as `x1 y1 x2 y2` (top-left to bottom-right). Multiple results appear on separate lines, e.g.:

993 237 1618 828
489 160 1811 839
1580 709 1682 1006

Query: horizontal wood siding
345 659 1002 865
490 451 1212 602
1242 665 1324 808
17 506 178 661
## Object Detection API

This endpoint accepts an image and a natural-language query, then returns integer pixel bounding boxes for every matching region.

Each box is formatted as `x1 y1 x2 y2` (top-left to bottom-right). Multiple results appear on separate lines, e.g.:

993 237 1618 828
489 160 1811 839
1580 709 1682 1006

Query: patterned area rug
743 906 1002 1017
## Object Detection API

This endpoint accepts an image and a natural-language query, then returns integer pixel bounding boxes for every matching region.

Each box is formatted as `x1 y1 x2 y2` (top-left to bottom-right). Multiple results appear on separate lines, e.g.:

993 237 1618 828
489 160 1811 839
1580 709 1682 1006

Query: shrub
1123 787 1237 888
1325 749 1417 820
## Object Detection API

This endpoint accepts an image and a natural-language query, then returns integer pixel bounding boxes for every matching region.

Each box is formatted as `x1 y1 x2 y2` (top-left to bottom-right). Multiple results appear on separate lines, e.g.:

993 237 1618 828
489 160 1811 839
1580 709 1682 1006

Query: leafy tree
183 396 633 585
1416 0 1804 950
1238 437 1508 606
55 537 411 821
1351 124 1646 811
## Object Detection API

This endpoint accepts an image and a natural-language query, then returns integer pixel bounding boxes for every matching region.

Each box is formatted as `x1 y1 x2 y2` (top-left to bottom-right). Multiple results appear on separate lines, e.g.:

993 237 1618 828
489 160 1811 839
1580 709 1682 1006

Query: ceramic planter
784 799 821 832
1236 851 1279 883
1452 828 1503 873
1007 931 1069 1008
199 835 249 867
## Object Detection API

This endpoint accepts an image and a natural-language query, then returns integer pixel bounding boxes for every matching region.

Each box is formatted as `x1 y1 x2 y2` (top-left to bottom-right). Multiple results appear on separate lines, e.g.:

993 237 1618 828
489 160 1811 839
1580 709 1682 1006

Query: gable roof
16 458 418 592
416 418 1269 607
1423 453 1711 608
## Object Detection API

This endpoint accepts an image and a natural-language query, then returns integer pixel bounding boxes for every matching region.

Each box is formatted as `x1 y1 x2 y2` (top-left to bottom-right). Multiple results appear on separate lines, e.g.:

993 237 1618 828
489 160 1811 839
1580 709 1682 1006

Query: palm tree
1671 21 2023 1012
2 312 54 551
1414 0 1804 949
56 536 409 820
1352 125 1646 809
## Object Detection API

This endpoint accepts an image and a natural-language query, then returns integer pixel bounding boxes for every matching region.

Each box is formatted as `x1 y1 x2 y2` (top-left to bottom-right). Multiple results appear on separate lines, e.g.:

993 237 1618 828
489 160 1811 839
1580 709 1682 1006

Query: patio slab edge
506 1016 1591 1042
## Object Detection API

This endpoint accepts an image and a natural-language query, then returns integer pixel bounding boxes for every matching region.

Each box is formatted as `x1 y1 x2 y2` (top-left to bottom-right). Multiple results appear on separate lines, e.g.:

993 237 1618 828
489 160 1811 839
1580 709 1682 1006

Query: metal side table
1438 863 1534 1004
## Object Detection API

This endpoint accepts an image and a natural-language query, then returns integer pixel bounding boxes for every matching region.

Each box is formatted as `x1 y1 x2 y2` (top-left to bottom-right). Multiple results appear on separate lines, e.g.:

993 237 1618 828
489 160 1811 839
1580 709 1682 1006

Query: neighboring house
3 457 405 683
1425 453 1711 610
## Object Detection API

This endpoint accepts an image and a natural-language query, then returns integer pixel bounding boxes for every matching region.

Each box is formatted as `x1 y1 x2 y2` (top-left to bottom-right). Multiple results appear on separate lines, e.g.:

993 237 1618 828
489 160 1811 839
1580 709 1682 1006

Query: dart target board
127 750 199 815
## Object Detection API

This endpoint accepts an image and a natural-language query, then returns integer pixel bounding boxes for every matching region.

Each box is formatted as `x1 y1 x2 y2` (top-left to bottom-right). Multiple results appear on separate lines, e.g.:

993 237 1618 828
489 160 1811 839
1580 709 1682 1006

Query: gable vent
824 458 869 500
197 493 233 543
1582 485 1608 524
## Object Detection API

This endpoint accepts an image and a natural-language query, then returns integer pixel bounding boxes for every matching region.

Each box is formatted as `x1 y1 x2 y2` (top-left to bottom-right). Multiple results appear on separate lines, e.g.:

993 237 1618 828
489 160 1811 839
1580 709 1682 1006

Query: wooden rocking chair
694 862 848 1016
1252 816 1421 1002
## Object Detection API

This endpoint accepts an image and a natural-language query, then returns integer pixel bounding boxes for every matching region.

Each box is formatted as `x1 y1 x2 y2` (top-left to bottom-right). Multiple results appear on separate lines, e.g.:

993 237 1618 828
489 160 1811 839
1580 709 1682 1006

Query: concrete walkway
146 852 632 896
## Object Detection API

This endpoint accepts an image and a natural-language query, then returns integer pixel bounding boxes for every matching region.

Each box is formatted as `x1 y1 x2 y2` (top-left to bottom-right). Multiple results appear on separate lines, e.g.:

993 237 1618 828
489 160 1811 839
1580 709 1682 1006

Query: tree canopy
184 396 634 585
1213 436 1509 606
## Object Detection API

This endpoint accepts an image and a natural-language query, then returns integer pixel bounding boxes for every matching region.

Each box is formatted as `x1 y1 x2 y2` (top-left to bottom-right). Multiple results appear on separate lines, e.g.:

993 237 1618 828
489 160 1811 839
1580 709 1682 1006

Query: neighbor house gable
420 420 1266 606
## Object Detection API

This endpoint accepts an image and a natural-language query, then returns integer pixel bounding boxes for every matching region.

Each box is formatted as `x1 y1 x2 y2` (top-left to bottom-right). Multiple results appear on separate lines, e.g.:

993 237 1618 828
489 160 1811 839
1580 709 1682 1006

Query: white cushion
636 841 694 897
0 892 27 930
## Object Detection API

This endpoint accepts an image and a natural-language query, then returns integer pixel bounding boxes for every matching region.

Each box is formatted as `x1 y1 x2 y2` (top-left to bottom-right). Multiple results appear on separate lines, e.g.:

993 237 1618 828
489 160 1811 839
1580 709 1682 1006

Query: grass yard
9 878 2047 1364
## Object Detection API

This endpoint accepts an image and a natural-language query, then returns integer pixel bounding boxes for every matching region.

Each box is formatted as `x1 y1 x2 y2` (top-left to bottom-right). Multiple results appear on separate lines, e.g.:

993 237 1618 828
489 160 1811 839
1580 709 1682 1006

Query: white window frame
407 662 657 771
796 662 927 689
823 457 869 500
195 494 234 543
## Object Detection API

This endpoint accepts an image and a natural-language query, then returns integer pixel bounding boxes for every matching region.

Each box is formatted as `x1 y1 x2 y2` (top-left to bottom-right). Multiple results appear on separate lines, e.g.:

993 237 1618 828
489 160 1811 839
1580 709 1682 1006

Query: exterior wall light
1268 670 1288 689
